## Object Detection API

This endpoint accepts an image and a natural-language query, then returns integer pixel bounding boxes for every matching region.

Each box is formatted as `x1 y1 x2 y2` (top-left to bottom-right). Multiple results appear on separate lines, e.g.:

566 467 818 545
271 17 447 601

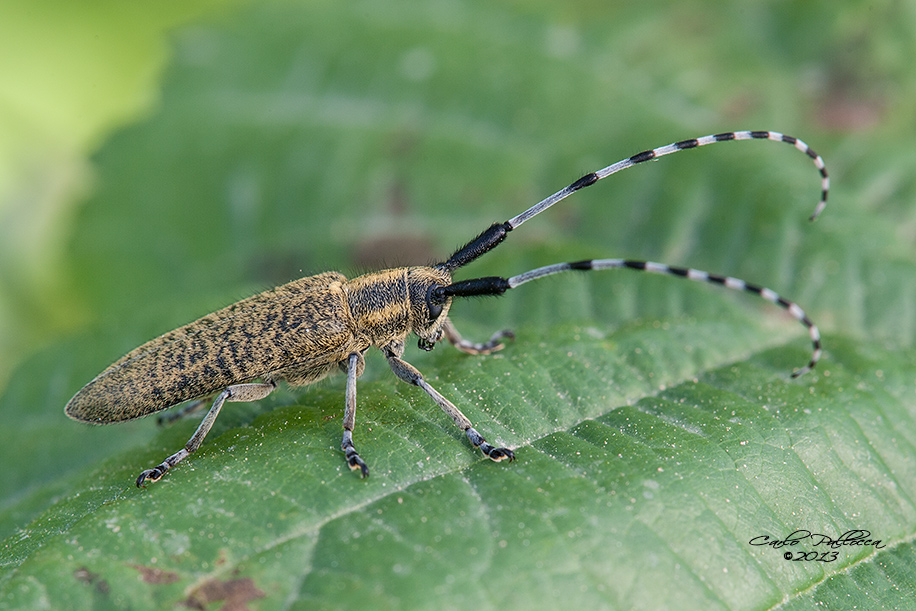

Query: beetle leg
156 397 209 426
384 349 514 463
341 352 369 477
136 381 277 487
441 318 514 356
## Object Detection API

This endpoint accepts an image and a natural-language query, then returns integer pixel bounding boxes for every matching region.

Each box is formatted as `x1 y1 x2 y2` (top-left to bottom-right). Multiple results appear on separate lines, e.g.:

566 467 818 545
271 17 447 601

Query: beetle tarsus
482 445 515 462
136 467 164 488
346 452 370 478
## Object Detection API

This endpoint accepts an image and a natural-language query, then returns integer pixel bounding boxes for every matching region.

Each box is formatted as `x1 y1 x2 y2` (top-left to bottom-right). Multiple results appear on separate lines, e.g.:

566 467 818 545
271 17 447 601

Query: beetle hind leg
136 381 277 487
156 397 209 426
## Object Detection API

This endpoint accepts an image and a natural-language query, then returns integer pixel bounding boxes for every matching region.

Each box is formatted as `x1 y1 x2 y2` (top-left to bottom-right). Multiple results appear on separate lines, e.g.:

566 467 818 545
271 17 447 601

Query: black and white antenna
435 130 829 377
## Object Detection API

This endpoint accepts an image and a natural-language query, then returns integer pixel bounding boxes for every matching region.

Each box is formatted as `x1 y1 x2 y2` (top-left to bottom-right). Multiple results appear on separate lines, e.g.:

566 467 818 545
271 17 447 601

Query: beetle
66 130 828 487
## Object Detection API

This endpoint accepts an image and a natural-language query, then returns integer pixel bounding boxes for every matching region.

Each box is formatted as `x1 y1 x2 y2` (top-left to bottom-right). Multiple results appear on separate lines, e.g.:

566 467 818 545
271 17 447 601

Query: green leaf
3 1 916 610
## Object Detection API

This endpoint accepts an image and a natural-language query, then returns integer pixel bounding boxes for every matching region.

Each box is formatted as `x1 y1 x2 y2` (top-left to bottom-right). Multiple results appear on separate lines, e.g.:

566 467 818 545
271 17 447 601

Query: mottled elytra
66 130 829 487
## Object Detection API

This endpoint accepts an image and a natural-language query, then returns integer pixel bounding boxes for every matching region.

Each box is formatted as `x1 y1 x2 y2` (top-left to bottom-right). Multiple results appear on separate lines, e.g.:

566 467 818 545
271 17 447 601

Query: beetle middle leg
384 347 514 463
340 352 370 477
136 381 277 487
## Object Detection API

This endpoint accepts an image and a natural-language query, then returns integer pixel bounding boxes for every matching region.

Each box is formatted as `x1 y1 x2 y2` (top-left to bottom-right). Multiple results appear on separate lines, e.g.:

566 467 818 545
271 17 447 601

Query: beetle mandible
66 130 829 487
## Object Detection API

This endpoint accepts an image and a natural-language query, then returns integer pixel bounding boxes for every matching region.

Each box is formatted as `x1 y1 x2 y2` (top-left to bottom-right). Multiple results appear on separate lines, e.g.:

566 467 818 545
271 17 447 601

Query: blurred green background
2 0 916 609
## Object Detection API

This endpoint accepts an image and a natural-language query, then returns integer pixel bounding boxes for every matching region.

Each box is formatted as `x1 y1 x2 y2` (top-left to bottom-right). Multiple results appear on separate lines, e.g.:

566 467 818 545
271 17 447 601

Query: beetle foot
481 444 515 462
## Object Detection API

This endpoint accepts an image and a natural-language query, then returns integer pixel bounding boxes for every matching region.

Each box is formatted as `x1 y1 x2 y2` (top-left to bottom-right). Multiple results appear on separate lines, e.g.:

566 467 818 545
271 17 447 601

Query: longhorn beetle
66 130 829 487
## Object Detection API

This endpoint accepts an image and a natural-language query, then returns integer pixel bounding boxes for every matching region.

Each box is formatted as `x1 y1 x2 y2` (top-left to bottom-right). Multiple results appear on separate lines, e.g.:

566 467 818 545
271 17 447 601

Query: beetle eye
426 285 443 322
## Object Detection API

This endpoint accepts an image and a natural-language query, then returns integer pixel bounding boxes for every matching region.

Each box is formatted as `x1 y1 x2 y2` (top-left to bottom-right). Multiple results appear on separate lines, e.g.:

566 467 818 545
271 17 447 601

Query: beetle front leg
441 318 514 356
340 352 369 477
136 381 276 487
384 348 514 463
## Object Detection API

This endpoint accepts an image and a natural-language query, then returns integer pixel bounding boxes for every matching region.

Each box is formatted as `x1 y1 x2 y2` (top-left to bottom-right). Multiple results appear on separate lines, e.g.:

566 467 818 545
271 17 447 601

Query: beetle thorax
344 267 452 348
